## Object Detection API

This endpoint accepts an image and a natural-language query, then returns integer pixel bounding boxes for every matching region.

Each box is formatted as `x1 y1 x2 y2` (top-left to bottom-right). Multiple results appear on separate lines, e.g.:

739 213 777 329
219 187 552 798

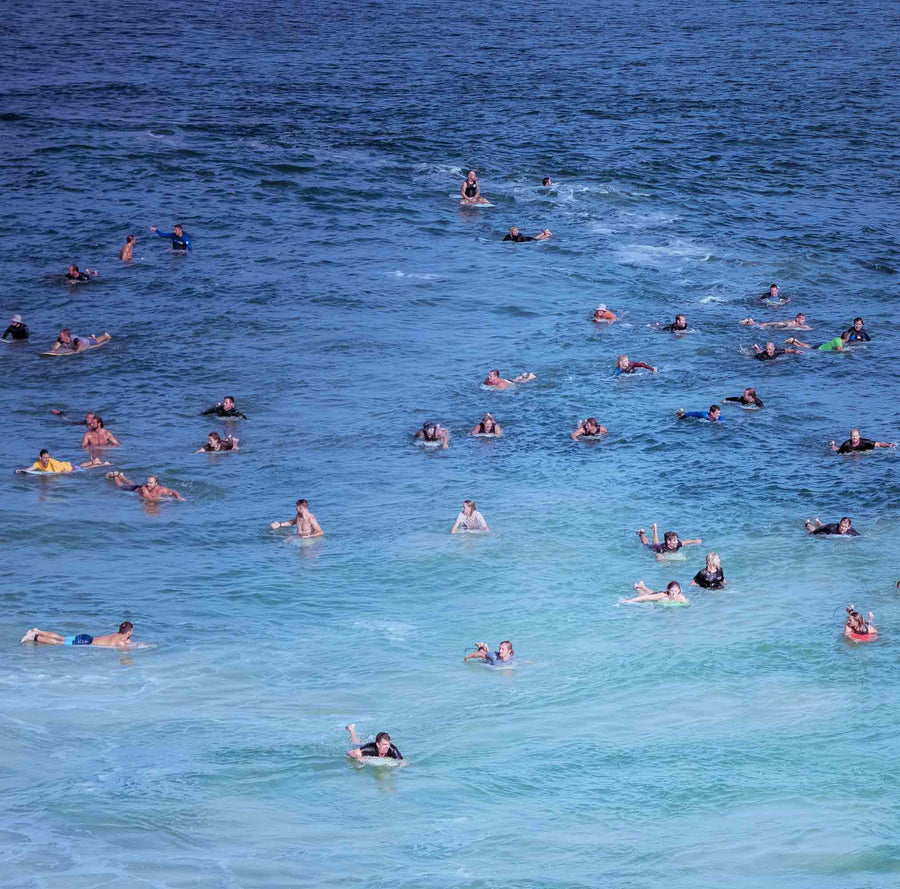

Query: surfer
624 580 689 604
483 369 536 389
15 449 74 474
464 640 515 665
637 523 702 559
414 422 449 448
2 314 28 341
615 354 658 375
805 517 859 536
106 471 185 501
345 724 403 761
843 317 870 342
592 304 617 324
81 416 120 449
691 552 725 589
270 499 324 537
724 387 765 408
64 264 98 282
471 413 503 436
541 176 552 187
451 499 489 533
49 329 111 354
459 170 490 205
119 234 135 261
844 606 877 639
149 223 192 251
751 341 802 360
202 396 247 419
740 312 809 330
502 225 552 242
785 332 851 352
830 428 896 454
196 432 238 452
675 405 723 423
571 417 608 439
658 314 688 333
20 621 134 647
762 283 789 304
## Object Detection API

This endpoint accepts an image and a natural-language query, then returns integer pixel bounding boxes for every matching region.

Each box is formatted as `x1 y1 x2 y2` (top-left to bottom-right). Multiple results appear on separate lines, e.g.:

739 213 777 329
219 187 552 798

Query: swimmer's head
705 552 720 571
765 342 776 354
768 284 779 296
675 314 686 327
296 499 309 510
850 428 861 444
840 330 851 342
795 313 806 323
422 423 438 439
665 581 682 597
853 317 864 329
498 640 514 658
709 405 721 420
39 449 50 465
174 224 184 235
126 234 135 244
839 517 853 533
208 432 221 445
509 226 519 236
223 396 235 410
584 417 600 432
118 621 133 638
743 387 757 399
616 354 628 368
60 327 71 339
85 412 96 425
542 177 552 186
374 732 392 754
462 499 476 514
146 476 159 489
663 531 680 549
487 369 500 381
68 264 78 275
481 413 495 429
466 170 477 180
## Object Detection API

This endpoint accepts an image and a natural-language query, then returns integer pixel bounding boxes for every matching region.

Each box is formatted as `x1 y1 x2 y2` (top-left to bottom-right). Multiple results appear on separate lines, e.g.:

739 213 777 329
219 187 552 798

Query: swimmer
464 640 515 665
805 516 859 537
149 223 192 251
414 422 449 448
201 396 247 419
196 431 239 452
691 552 725 589
751 341 801 360
20 621 134 647
830 428 896 454
658 314 688 333
502 225 552 242
740 312 809 330
785 332 850 352
571 417 608 440
636 523 701 559
15 449 75 474
675 405 723 423
49 329 111 354
541 177 552 187
483 369 536 390
106 471 185 501
459 169 490 205
471 413 503 436
119 234 135 261
624 580 689 604
844 605 877 639
64 263 98 282
591 304 617 324
270 498 324 537
762 283 789 304
724 387 765 408
2 314 28 341
52 411 96 426
615 354 658 375
843 317 870 342
81 415 120 449
451 499 489 533
345 724 404 762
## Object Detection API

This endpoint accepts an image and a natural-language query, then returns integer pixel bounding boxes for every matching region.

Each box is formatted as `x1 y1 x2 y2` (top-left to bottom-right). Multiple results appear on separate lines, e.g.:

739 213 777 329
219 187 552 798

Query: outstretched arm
875 441 896 449
464 642 490 662
682 538 702 546
160 486 185 501
271 517 297 530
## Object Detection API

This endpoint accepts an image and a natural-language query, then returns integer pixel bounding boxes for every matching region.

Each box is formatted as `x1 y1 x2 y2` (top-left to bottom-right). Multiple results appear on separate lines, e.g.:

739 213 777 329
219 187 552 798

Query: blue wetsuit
843 328 870 342
154 229 192 251
680 411 723 422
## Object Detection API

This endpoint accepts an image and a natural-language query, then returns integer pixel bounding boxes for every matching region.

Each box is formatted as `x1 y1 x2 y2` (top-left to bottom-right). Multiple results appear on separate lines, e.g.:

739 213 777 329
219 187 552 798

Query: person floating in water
502 225 552 242
150 223 192 251
202 396 247 419
21 621 134 647
459 170 490 205
82 415 120 449
624 580 689 605
591 304 617 324
16 449 74 474
692 552 725 589
762 283 789 304
2 314 28 341
830 428 895 454
345 724 404 762
65 263 98 282
805 516 859 537
740 312 809 330
676 405 723 423
724 387 765 408
49 329 111 354
197 432 238 452
571 417 607 440
658 314 688 333
843 317 870 342
471 413 502 436
541 177 552 187
483 369 536 390
119 234 136 261
415 422 449 448
785 331 850 352
751 341 801 361
464 640 515 665
451 499 489 533
615 354 657 375
270 499 324 537
844 605 877 640
107 471 185 501
637 523 701 559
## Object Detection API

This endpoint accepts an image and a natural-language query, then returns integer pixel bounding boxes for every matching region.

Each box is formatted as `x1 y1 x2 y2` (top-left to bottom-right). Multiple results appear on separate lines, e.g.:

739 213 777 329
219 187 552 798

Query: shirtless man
571 417 608 439
50 329 111 354
830 428 896 454
502 225 552 242
81 416 120 448
740 312 809 330
119 234 135 261
21 621 134 647
106 471 185 500
623 580 689 605
270 499 324 537
483 369 536 390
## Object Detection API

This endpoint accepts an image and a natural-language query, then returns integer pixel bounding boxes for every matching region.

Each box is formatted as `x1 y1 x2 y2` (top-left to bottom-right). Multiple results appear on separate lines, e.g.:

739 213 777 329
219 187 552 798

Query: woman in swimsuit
844 605 877 639
415 422 449 448
460 170 490 205
451 499 490 534
624 580 689 604
571 417 607 440
471 413 503 436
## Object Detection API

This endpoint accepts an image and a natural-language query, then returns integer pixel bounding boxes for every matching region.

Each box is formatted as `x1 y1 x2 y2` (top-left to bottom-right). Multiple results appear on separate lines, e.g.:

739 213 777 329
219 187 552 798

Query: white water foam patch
390 270 441 280
614 240 712 270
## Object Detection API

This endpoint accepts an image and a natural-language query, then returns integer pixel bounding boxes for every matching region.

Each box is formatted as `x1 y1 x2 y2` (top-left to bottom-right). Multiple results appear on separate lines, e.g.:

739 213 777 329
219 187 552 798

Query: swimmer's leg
29 630 66 645
651 523 660 545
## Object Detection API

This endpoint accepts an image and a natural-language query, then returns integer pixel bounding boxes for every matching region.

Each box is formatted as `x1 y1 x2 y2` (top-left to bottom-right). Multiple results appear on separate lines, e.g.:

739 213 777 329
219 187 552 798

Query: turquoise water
2 0 899 886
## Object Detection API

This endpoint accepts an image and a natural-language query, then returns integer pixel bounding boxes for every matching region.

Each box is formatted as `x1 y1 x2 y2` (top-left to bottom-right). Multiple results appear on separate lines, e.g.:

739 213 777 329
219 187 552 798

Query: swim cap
11 314 21 323
597 304 606 311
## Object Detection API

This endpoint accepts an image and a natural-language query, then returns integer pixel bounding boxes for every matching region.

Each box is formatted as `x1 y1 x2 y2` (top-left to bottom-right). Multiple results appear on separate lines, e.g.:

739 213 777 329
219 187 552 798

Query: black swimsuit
464 181 478 198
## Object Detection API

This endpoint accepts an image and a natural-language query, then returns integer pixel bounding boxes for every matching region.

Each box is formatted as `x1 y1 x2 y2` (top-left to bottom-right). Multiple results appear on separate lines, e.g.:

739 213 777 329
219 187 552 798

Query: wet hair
710 404 721 413
616 354 628 365
769 283 778 290
542 177 551 186
39 449 49 457
840 516 852 525
840 330 851 341
147 475 159 484
705 552 720 570
845 606 868 633
118 621 133 634
209 432 222 442
224 395 234 402
665 581 682 594
745 388 757 396
488 369 500 377
585 417 599 426
675 314 686 321
174 223 183 230
94 416 104 428
853 317 863 324
463 499 476 511
466 170 476 177
375 731 391 743
500 639 514 654
663 531 679 546
296 499 309 508
126 234 135 243
60 328 71 336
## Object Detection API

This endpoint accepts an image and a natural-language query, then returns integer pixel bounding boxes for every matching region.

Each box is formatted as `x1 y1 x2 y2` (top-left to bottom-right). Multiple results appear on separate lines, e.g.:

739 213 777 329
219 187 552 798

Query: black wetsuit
753 349 784 361
503 233 533 242
810 523 859 536
693 567 725 589
837 438 875 454
1 322 28 341
203 441 235 452
357 742 403 759
844 327 870 342
464 181 478 198
724 395 765 408
648 541 682 554
65 271 91 281
202 405 248 419
661 322 687 332
474 423 495 434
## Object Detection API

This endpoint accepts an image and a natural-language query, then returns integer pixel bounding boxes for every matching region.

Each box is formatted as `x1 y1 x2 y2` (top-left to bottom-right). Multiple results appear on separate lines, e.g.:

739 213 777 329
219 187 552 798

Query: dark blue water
2 1 899 886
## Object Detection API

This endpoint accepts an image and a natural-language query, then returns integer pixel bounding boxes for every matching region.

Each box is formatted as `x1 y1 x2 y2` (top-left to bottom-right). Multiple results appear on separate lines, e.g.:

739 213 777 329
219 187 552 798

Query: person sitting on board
830 428 896 454
64 263 98 282
196 432 239 453
21 621 134 647
451 499 489 533
591 304 617 324
844 605 877 639
740 312 809 330
483 369 536 390
106 471 185 501
16 449 74 474
414 422 449 448
502 225 552 242
81 416 120 449
345 724 404 762
459 169 490 205
471 413 503 436
201 396 247 419
637 523 702 559
623 580 689 605
270 499 324 537
149 223 192 251
464 640 515 665
805 516 859 537
675 405 723 423
571 417 608 440
2 314 29 341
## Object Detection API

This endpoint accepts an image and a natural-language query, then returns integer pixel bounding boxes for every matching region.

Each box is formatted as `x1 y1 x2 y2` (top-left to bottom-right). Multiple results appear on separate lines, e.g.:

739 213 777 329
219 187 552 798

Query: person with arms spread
502 225 552 242
615 354 657 375
740 312 809 330
676 405 723 423
624 580 689 605
830 428 895 454
785 331 850 352
270 499 324 537
724 387 764 408
483 369 536 389
149 223 192 251
637 523 701 559
751 341 801 361
107 471 185 501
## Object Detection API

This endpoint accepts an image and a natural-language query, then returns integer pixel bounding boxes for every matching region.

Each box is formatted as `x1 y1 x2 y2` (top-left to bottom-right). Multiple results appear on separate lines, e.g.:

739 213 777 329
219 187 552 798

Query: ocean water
2 0 899 886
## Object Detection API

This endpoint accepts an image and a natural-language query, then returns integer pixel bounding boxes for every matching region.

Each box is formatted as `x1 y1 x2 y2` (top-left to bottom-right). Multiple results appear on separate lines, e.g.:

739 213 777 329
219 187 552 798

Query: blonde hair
705 552 721 570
